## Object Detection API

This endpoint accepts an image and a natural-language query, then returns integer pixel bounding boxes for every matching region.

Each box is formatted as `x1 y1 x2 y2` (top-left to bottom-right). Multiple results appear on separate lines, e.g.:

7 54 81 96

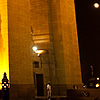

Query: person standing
47 81 51 100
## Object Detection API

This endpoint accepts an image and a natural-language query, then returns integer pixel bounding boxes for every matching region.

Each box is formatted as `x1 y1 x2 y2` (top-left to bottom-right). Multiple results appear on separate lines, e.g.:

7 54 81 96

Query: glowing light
97 77 99 80
32 46 37 51
4 86 6 88
6 84 8 86
4 82 6 84
96 83 99 88
35 50 45 54
94 3 99 8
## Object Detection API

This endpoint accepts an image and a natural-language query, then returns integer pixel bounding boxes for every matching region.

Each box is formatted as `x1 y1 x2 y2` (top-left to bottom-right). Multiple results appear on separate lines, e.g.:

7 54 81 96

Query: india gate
0 0 82 100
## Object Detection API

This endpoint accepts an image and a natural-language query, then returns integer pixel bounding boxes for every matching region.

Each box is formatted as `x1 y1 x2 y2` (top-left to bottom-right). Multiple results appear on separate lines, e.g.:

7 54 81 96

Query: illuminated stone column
0 0 9 90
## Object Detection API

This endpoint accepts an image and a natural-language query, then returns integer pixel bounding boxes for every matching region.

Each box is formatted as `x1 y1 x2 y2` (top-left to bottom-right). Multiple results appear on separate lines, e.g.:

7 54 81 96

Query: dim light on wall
35 50 45 55
32 45 46 57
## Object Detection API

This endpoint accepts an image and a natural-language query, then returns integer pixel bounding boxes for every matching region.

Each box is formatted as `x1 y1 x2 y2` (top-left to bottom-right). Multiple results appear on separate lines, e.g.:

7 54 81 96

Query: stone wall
48 0 82 94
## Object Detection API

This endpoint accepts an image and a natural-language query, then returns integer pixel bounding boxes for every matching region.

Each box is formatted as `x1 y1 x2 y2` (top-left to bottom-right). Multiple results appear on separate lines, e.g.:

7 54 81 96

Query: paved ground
35 96 67 100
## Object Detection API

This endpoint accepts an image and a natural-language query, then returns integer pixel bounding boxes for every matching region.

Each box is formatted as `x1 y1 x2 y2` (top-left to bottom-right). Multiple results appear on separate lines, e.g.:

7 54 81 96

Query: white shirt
47 84 51 91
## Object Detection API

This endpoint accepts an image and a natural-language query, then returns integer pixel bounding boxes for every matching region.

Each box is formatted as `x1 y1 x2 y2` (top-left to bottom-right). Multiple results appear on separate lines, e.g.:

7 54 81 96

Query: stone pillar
0 0 9 85
8 0 35 100
48 0 82 95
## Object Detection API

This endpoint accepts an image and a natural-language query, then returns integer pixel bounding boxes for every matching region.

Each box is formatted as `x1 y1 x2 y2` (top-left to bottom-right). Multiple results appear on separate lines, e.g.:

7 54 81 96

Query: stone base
35 96 67 100
50 84 67 96
9 84 35 100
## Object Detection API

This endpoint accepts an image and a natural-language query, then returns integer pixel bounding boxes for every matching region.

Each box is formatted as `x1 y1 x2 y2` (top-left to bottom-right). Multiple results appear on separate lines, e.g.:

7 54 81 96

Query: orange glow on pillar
0 83 2 90
0 0 9 89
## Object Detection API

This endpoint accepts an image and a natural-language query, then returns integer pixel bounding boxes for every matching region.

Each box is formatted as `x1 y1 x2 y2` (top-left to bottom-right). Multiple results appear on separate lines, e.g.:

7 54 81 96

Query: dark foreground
1 89 100 100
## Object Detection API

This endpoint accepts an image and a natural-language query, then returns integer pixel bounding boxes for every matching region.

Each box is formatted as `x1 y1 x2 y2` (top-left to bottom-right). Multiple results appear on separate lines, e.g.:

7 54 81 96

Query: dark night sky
75 0 100 84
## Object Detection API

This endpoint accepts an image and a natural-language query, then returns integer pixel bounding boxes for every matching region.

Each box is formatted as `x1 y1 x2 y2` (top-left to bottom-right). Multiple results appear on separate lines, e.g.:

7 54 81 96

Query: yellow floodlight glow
35 50 45 54
0 83 2 90
94 3 99 8
0 0 9 88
